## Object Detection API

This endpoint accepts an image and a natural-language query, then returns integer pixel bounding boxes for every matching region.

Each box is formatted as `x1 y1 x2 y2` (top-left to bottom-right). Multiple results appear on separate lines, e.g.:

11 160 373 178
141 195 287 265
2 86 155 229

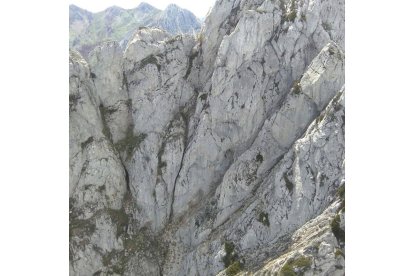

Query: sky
69 0 217 18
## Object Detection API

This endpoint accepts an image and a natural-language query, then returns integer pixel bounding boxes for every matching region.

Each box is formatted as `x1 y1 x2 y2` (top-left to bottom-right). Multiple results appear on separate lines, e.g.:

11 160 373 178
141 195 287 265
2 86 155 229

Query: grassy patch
280 256 312 276
102 250 117 267
335 248 344 258
279 264 296 276
221 241 245 275
331 214 345 244
123 233 146 252
226 261 242 276
99 104 113 141
337 185 345 200
70 218 96 238
102 228 166 275
107 208 129 238
115 125 147 160
292 257 312 268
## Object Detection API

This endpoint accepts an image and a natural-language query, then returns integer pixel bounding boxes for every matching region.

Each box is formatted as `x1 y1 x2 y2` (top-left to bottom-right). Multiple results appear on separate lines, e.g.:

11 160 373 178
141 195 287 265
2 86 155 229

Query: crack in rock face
69 0 345 275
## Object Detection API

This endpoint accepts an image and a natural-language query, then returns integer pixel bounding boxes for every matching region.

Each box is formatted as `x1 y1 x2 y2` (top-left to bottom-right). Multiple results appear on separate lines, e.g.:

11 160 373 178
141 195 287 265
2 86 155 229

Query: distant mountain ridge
69 2 201 58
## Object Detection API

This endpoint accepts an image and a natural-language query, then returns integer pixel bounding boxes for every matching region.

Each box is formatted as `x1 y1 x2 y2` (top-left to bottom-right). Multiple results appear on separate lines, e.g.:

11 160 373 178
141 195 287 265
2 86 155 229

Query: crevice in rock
167 98 197 222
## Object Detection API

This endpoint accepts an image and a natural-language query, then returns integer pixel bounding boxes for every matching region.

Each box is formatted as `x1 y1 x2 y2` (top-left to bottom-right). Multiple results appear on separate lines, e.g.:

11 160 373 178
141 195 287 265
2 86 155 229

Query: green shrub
284 10 297 22
226 261 242 276
223 241 237 268
281 0 297 22
291 257 312 269
126 99 132 109
331 214 345 244
335 248 344 258
337 185 345 200
322 22 332 31
300 13 306 22
280 256 312 276
284 173 294 193
258 211 270 227
159 161 167 169
292 80 302 94
337 184 345 211
256 153 264 163
279 263 296 276
199 93 208 101
339 199 345 212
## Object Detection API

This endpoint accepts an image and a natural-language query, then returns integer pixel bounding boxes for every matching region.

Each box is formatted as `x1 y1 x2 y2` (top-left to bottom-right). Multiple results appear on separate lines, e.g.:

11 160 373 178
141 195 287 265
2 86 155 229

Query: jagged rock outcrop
69 3 201 58
225 197 345 276
69 0 345 275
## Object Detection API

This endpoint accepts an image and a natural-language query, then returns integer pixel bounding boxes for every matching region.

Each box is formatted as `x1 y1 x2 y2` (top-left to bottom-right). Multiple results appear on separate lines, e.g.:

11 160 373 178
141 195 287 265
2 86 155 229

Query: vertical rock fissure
168 108 191 222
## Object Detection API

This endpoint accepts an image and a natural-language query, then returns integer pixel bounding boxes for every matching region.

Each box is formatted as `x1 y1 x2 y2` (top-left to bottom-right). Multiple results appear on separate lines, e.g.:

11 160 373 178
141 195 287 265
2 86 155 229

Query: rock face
69 0 345 275
69 3 201 58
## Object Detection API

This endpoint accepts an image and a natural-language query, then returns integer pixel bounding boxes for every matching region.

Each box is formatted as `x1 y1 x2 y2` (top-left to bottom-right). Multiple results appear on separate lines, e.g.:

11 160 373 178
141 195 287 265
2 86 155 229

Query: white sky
69 0 217 18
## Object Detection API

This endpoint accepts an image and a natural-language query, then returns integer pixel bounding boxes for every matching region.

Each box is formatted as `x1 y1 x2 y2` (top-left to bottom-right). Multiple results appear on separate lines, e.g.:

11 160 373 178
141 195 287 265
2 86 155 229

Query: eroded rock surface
69 0 345 275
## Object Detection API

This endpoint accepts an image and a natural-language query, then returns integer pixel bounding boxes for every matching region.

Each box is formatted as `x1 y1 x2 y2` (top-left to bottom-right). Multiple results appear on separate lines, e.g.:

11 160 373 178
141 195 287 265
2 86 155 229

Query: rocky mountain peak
165 3 180 11
135 2 158 13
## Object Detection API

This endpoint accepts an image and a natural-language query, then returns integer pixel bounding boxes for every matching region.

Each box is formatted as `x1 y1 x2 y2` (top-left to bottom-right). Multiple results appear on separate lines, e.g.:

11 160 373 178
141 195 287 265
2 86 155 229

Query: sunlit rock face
69 0 345 275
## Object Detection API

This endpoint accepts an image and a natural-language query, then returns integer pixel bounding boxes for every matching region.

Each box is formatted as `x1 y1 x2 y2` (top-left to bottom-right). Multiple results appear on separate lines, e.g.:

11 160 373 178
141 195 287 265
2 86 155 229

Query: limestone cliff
69 0 345 275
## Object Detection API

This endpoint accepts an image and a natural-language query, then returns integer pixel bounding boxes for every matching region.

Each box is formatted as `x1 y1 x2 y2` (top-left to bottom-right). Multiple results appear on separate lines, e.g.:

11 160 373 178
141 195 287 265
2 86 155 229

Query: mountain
69 0 345 275
152 4 202 34
69 2 201 58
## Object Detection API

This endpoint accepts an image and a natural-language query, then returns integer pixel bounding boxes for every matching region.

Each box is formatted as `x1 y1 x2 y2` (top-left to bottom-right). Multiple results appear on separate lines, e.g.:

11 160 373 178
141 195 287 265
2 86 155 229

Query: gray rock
69 0 345 275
